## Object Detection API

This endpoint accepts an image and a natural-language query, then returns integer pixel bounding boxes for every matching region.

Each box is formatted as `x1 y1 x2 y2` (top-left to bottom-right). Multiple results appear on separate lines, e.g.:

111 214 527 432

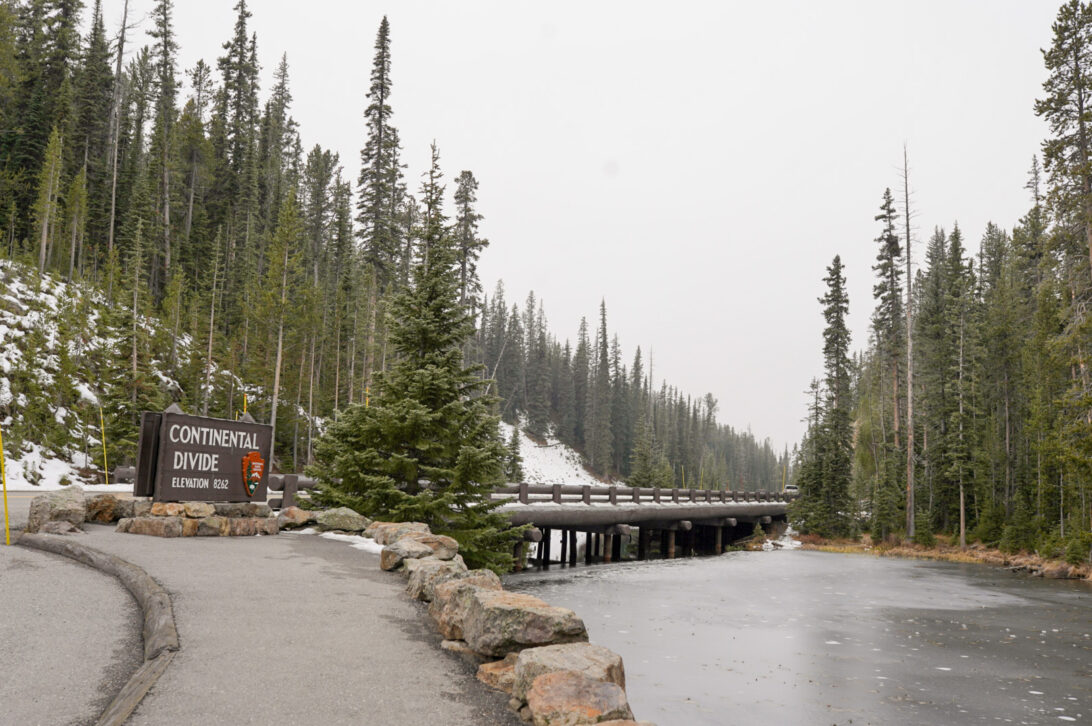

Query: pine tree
453 169 487 308
506 426 524 482
356 16 404 287
312 144 517 572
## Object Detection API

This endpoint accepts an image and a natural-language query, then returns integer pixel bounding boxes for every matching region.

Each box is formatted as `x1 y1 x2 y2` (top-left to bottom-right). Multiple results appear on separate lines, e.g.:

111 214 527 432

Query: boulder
513 643 625 701
477 652 519 694
259 517 279 536
38 520 85 535
380 538 435 571
197 516 227 537
183 502 216 519
85 494 120 523
26 486 87 533
214 503 247 518
181 518 200 537
243 502 272 518
150 502 185 517
277 506 316 529
365 521 430 544
127 516 183 538
404 556 469 601
115 517 132 533
440 639 490 666
227 518 259 536
132 500 152 517
462 589 588 657
526 670 633 726
429 572 504 640
401 531 460 560
316 507 370 532
115 499 135 519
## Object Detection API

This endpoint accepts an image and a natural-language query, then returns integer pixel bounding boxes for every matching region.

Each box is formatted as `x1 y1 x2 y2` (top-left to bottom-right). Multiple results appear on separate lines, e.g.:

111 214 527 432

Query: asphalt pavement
0 538 142 726
7 521 519 724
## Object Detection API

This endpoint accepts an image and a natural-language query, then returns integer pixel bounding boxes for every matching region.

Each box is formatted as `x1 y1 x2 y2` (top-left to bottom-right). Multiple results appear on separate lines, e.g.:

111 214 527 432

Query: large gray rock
26 486 87 533
513 643 626 701
38 520 85 535
429 571 504 640
365 520 430 544
526 670 633 726
400 531 459 560
404 556 468 601
316 507 370 532
380 538 435 571
462 589 588 657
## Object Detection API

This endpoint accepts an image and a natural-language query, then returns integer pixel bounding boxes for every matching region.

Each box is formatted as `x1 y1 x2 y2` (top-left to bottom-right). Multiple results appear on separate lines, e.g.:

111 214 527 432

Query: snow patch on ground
0 441 133 492
316 530 384 555
499 420 605 487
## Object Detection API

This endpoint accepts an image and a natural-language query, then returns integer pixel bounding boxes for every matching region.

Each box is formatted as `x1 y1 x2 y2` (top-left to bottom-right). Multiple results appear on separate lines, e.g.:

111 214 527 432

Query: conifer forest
793 2 1092 564
2 0 1092 568
0 0 782 503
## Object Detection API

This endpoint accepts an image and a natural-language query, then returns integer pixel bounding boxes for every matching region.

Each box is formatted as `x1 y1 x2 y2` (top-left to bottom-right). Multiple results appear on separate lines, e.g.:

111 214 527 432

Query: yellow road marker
99 405 109 486
1 424 9 545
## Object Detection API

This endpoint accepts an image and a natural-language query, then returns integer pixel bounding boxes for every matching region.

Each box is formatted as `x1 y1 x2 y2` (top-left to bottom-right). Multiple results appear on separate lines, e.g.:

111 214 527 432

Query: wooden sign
146 410 273 503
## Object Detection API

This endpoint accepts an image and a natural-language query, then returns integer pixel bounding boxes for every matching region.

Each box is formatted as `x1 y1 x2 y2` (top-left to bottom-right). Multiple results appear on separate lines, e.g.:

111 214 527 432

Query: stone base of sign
116 504 279 538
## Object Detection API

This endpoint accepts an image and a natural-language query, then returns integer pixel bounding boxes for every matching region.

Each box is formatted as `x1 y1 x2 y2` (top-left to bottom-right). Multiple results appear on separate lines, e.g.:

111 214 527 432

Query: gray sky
102 0 1059 450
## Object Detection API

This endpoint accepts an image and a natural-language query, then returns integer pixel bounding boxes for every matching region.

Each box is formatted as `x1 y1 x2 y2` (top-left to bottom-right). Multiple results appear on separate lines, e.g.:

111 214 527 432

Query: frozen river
508 549 1091 726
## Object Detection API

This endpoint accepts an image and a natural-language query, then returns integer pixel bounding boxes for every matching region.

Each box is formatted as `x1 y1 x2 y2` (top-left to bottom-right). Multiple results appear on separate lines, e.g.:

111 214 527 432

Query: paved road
0 539 141 726
76 525 519 725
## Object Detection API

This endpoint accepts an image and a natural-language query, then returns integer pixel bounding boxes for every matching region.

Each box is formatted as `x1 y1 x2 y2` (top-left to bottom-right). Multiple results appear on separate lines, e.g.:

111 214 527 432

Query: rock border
19 533 180 726
362 520 653 726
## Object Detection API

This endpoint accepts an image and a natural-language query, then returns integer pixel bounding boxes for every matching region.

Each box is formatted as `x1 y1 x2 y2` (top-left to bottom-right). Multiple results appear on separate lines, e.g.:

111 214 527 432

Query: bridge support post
513 541 524 572
560 528 568 566
603 534 613 563
569 530 577 566
542 528 551 569
637 527 648 560
612 532 623 562
666 530 676 559
585 533 594 565
714 526 723 555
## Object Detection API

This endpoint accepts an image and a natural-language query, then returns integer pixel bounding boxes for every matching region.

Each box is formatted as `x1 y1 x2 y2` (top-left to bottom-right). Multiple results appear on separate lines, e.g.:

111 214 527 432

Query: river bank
798 534 1092 582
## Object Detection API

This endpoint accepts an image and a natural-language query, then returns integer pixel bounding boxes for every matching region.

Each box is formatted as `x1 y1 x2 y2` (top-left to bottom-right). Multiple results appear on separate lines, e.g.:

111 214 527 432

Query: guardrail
493 483 797 506
267 474 318 509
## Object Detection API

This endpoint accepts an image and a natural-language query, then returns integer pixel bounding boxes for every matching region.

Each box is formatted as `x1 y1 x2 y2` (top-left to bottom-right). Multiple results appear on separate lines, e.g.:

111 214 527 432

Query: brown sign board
134 412 162 497
140 411 273 503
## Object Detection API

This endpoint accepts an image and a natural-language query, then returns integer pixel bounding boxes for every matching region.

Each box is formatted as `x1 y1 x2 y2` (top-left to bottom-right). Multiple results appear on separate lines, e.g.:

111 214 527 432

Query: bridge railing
493 483 797 506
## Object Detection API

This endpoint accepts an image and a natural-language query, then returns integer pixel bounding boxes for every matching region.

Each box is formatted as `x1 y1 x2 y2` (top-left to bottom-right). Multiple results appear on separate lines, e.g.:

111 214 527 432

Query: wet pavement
510 549 1092 726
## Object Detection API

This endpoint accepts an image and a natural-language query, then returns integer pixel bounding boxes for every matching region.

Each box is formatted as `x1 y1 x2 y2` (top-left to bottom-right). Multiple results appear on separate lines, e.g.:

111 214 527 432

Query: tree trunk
903 146 915 538
269 243 289 465
106 0 129 264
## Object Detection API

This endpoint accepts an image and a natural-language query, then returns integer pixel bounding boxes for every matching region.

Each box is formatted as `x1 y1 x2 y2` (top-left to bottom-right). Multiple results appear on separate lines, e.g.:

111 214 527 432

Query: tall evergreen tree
312 144 516 572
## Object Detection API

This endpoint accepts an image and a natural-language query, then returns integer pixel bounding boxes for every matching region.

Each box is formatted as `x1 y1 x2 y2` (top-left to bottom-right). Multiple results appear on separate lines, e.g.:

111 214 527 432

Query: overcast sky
100 0 1059 450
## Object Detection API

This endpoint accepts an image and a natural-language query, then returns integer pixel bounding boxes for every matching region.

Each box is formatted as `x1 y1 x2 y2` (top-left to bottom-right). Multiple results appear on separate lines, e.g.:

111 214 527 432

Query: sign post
137 404 273 503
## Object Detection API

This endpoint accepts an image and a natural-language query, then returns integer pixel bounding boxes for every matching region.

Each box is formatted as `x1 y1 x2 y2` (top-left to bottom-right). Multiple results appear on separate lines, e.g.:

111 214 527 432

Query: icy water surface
508 550 1091 726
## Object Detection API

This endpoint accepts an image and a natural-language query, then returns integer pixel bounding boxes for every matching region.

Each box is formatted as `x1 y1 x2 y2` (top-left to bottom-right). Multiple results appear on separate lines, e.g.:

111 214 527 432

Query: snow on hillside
499 420 606 487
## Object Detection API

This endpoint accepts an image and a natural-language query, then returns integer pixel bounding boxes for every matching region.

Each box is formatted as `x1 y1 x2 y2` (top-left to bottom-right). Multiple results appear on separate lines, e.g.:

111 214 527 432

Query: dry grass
799 535 1092 581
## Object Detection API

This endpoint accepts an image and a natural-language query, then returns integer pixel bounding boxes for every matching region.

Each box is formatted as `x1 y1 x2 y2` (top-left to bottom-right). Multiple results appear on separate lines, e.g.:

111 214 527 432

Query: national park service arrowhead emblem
241 451 265 497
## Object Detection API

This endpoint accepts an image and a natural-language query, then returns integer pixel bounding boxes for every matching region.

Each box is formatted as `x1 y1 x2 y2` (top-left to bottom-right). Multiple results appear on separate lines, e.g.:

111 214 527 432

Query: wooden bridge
492 484 796 570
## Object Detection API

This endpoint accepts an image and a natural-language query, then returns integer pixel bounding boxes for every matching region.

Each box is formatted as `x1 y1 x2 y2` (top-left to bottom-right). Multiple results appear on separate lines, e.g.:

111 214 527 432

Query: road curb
19 533 180 725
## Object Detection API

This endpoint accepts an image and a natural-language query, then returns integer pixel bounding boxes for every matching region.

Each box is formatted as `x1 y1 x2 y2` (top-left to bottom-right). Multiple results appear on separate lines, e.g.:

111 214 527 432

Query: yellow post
1 424 9 546
244 393 248 415
99 405 109 486
365 386 370 409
